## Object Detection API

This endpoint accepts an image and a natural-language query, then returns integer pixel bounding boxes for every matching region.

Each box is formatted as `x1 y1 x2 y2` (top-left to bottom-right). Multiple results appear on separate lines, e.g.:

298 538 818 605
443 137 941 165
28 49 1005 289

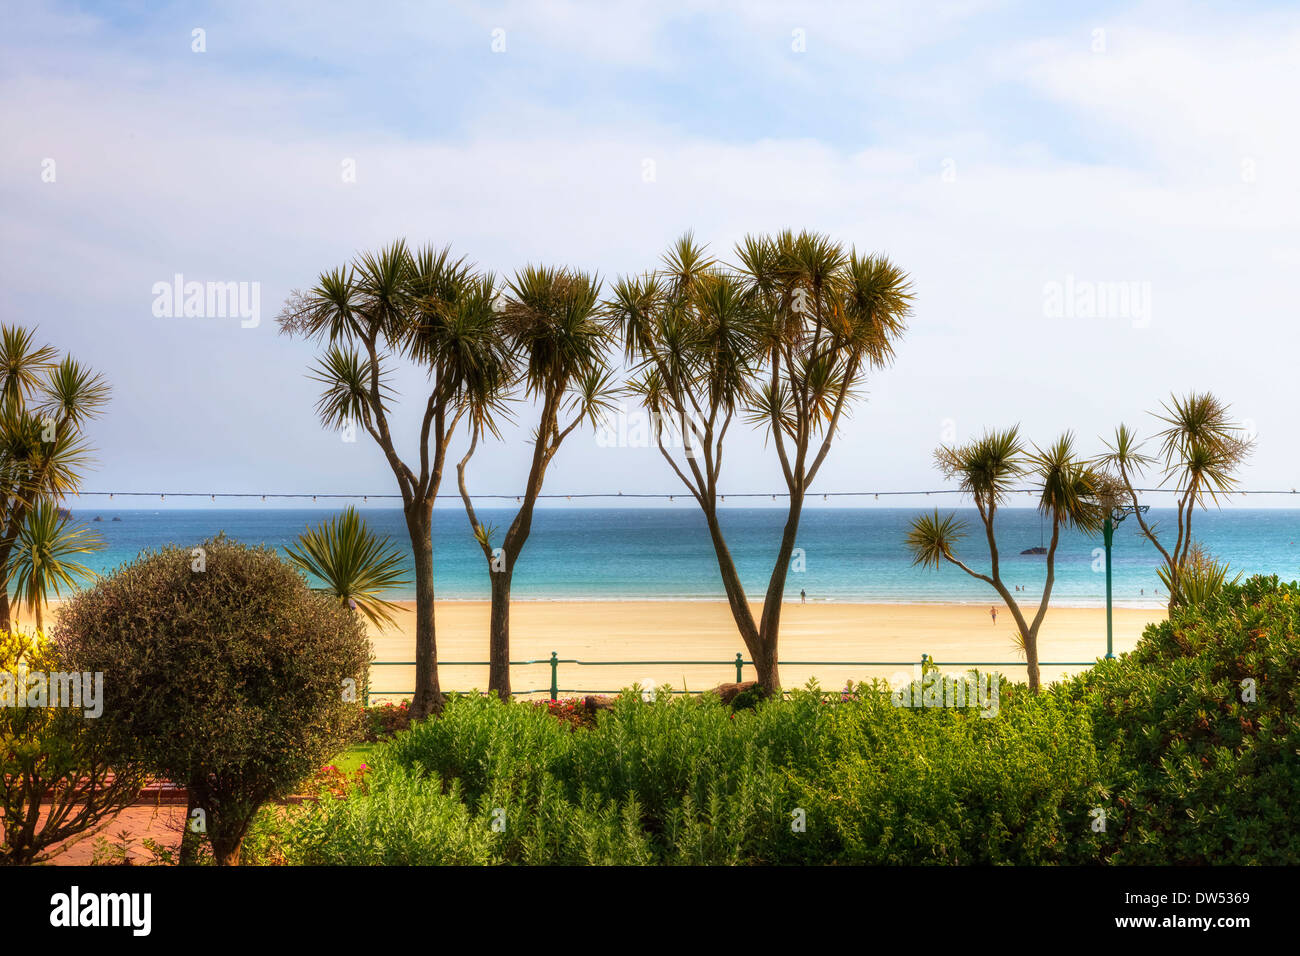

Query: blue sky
2 0 1298 509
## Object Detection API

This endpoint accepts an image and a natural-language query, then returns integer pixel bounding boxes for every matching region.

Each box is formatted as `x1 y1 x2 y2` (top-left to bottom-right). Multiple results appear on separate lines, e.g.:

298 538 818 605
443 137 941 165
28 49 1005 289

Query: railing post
549 651 558 701
735 652 744 683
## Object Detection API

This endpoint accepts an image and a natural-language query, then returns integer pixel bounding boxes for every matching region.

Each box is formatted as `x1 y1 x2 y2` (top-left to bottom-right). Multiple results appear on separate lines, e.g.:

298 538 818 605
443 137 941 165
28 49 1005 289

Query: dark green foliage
54 536 370 865
1068 575 1300 864
246 684 1099 865
806 679 1105 864
244 576 1300 865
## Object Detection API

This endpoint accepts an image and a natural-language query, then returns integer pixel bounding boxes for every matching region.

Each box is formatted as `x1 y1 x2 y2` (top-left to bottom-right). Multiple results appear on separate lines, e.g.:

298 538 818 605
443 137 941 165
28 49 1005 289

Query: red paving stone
33 803 188 866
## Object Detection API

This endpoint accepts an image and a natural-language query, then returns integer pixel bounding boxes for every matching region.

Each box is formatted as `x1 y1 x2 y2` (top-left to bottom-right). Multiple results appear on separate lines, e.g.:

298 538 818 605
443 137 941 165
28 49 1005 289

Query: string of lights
69 487 1300 502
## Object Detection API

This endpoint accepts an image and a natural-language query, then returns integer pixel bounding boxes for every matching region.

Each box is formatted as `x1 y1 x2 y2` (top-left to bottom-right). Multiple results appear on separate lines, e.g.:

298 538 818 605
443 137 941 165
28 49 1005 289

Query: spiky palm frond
789 350 854 432
744 379 799 439
1097 422 1155 477
430 275 514 429
9 502 104 629
36 357 111 430
1157 543 1242 607
660 232 715 298
1153 391 1254 504
503 265 606 401
284 507 410 629
0 405 97 508
0 325 59 410
309 345 392 431
836 252 911 368
783 230 848 298
690 272 763 413
603 273 665 362
276 267 358 342
567 365 620 430
353 239 416 345
936 426 1026 509
905 510 969 569
1030 432 1106 533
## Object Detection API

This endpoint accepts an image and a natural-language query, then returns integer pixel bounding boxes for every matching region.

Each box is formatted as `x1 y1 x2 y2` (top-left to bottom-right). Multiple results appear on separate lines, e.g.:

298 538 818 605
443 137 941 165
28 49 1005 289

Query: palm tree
1100 391 1253 608
606 231 911 693
905 429 1107 693
278 242 510 718
456 265 615 699
285 506 410 629
9 502 104 632
0 326 111 631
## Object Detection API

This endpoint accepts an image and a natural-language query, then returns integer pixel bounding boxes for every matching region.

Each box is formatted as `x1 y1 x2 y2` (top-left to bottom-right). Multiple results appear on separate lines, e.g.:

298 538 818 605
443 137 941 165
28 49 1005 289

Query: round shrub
1074 574 1300 864
53 536 370 865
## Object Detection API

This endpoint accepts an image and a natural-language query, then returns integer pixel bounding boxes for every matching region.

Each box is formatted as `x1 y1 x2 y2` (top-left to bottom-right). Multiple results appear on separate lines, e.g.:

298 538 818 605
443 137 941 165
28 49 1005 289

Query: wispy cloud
2 0 1297 502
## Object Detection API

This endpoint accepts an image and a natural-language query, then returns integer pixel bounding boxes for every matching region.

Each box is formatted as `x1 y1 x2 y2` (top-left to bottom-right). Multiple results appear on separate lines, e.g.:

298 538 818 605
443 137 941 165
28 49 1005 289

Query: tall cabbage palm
905 429 1107 693
0 325 110 631
456 266 615 699
1100 391 1253 609
9 502 104 632
285 506 410 629
278 241 510 717
607 231 911 693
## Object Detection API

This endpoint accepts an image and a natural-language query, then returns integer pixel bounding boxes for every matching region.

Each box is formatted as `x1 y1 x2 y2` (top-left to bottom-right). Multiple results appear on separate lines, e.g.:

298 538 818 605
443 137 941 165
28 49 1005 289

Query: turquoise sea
61 507 1300 607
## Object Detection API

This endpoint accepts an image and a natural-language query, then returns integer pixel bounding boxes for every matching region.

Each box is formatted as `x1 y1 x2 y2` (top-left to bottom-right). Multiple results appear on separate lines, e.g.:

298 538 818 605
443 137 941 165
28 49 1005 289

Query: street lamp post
1103 504 1148 659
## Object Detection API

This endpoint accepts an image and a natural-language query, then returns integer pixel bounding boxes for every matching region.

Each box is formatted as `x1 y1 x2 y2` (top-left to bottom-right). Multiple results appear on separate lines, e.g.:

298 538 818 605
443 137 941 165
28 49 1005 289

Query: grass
328 743 376 774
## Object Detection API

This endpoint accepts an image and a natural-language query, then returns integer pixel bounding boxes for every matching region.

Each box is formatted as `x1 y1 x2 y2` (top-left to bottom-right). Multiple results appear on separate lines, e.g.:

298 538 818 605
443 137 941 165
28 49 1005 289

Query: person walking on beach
989 605 998 625
800 588 806 604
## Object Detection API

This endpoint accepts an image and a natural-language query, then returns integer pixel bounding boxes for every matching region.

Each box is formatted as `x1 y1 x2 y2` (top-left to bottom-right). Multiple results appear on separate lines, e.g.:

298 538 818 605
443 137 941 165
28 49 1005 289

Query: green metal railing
364 652 1101 704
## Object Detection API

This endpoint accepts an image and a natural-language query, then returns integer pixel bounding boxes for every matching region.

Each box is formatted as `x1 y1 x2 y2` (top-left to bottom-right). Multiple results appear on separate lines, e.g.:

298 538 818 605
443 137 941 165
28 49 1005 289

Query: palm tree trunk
487 569 512 700
754 491 805 694
1024 632 1041 693
700 507 763 680
0 532 17 633
406 501 442 719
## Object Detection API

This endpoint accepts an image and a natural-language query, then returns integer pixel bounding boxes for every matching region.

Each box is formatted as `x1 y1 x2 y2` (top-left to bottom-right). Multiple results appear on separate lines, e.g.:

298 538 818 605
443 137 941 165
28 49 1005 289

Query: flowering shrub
363 700 413 742
533 697 601 730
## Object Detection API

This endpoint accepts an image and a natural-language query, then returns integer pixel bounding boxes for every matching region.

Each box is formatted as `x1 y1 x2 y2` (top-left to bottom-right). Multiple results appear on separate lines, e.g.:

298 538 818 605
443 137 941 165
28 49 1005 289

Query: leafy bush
803 678 1105 864
385 691 570 809
244 579 1300 866
54 536 370 865
245 760 494 865
1070 575 1300 864
257 684 1097 865
0 630 146 865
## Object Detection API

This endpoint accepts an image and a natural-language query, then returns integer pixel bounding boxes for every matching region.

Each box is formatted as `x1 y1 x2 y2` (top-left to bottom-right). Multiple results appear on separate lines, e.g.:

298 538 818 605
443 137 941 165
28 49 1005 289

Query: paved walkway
40 803 188 865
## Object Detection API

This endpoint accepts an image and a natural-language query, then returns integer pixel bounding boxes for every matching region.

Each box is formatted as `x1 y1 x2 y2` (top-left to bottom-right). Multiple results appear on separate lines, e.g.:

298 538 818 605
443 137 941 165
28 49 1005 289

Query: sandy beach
366 600 1166 699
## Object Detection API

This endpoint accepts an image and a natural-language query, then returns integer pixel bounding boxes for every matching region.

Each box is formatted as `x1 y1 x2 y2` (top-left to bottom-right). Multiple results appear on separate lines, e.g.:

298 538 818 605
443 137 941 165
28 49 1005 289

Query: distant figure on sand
990 606 998 625
800 589 806 604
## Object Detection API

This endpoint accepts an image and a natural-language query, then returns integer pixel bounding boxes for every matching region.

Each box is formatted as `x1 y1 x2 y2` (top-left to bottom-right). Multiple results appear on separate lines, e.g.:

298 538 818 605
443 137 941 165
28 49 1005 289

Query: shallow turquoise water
64 507 1300 607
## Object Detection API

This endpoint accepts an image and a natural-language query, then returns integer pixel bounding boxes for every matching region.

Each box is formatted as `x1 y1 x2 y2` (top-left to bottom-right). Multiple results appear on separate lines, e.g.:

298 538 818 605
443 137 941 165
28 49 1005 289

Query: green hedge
245 576 1300 865
1066 575 1300 864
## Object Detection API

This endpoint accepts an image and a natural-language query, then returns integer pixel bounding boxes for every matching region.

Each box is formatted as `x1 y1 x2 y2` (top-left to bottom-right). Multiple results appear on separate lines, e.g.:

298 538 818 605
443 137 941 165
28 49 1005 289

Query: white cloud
2 0 1297 503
